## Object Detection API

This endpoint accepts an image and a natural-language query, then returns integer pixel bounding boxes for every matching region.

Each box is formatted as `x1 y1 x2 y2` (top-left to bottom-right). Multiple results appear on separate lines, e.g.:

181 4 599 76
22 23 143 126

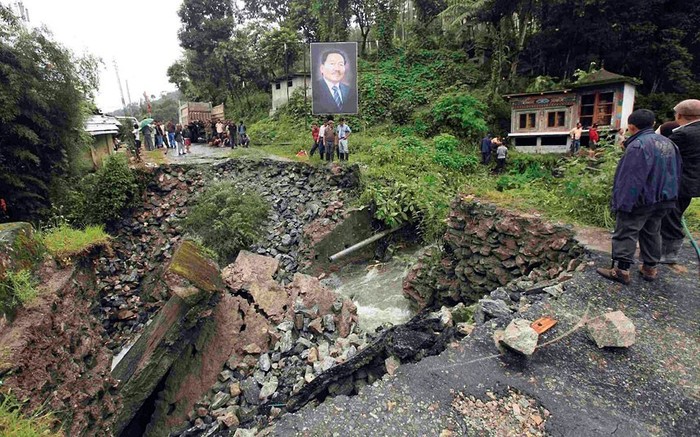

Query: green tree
351 0 377 55
375 0 400 56
0 6 100 222
260 28 302 78
172 0 237 103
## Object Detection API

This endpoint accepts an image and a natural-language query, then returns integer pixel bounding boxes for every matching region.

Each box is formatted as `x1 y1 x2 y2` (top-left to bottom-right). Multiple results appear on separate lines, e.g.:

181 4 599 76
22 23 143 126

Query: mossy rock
451 303 476 324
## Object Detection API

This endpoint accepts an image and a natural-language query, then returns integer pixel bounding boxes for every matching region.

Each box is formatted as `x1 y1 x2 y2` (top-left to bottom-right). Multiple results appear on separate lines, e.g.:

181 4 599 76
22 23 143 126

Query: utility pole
125 80 134 116
303 42 307 105
284 42 289 103
113 59 128 116
14 1 30 23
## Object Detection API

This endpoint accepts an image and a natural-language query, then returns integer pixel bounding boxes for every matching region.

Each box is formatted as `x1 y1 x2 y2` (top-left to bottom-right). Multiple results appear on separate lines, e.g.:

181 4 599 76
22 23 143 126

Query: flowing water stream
321 247 421 332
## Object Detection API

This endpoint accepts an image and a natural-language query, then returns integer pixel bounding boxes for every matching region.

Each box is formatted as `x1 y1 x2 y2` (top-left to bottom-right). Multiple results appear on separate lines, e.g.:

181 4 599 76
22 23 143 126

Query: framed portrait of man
311 42 359 115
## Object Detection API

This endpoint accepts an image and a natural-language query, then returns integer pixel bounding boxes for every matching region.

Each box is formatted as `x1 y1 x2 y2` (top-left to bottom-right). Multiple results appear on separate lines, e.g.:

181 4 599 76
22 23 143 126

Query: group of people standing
480 134 508 172
133 120 192 159
310 118 352 162
596 99 700 285
211 120 249 148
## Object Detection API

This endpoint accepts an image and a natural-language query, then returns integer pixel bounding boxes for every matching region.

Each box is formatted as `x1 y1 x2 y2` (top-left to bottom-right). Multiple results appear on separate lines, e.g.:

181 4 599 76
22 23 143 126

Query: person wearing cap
597 109 681 284
659 99 700 264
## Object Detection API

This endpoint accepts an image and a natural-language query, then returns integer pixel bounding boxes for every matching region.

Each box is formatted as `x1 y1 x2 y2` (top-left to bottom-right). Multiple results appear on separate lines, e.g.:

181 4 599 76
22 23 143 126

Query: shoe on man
659 253 679 264
660 240 682 264
638 264 658 281
596 267 631 285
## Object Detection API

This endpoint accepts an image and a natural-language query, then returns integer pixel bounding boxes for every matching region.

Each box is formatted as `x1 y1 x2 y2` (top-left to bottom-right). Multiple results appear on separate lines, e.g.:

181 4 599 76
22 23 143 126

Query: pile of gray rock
96 159 359 352
473 277 572 325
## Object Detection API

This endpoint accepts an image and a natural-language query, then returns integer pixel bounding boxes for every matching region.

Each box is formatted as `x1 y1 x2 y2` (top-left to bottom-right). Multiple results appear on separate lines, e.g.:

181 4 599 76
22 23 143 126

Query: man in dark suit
313 49 357 114
660 99 700 264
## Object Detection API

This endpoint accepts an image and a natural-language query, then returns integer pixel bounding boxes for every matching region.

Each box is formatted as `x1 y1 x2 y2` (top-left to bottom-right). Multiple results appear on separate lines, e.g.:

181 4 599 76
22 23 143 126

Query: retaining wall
403 195 584 309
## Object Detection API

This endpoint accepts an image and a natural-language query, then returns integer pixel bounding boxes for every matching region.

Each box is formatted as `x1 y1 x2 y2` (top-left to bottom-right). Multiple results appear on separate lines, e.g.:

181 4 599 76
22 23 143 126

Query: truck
178 101 214 125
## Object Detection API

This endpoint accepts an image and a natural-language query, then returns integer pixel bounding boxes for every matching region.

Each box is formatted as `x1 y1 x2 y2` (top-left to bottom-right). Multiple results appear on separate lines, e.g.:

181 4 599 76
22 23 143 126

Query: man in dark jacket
597 109 681 284
480 134 492 164
660 99 700 264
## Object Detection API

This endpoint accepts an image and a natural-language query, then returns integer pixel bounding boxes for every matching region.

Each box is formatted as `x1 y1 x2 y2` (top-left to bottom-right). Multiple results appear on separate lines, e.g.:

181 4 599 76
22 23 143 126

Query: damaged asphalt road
272 247 700 436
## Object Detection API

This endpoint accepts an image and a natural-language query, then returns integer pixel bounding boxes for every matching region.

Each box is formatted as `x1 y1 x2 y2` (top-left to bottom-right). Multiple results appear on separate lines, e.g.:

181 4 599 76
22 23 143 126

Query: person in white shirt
336 118 352 161
317 121 328 158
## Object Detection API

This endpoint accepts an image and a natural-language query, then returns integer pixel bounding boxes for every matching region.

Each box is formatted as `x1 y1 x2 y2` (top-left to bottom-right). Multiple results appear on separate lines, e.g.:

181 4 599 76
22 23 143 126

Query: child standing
496 142 508 173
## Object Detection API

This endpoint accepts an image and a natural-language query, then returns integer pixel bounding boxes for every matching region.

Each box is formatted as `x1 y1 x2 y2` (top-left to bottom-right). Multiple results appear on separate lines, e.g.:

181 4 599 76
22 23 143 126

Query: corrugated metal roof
85 115 121 136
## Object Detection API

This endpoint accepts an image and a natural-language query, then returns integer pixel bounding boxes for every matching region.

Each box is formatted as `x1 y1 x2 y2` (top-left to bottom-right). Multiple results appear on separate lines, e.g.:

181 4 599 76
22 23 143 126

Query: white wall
621 83 636 131
271 77 312 114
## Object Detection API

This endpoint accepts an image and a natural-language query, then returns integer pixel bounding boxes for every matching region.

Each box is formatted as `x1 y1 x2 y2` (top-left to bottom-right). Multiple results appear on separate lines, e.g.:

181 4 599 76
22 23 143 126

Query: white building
270 73 312 115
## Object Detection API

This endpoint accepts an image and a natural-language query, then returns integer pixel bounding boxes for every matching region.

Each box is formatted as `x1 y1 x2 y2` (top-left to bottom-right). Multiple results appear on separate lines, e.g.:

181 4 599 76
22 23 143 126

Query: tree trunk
361 27 371 56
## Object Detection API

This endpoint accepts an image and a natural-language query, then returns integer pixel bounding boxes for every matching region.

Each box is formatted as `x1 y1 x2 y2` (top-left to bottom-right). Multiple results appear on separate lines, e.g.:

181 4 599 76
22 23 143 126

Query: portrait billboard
311 42 358 115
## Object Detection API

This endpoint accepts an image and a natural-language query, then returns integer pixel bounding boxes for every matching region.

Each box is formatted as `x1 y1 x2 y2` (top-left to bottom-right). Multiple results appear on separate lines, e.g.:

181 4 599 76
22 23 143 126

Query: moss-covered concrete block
165 240 224 305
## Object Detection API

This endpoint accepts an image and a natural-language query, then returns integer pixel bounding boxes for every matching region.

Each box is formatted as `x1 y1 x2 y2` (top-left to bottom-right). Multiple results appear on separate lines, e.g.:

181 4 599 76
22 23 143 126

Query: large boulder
586 311 636 348
499 319 539 356
222 252 358 338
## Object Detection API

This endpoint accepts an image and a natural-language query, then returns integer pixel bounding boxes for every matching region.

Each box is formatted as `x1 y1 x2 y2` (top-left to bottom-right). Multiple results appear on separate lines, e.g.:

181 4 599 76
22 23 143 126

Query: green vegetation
465 144 623 229
55 154 142 227
40 224 110 262
0 269 37 319
5 228 46 273
0 396 59 437
0 5 100 223
685 199 700 233
183 182 270 265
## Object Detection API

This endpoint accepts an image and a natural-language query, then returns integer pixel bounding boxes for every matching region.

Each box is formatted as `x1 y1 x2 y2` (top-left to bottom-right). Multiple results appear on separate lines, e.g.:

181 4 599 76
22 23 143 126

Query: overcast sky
13 0 183 112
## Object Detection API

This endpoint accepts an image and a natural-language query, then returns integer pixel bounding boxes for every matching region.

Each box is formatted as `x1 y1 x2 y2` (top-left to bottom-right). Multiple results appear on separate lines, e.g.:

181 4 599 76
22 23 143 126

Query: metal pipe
328 225 405 262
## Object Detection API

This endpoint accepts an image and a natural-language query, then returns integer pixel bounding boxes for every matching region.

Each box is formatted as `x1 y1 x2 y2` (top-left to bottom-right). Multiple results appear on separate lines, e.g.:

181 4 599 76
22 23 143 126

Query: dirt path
137 143 294 167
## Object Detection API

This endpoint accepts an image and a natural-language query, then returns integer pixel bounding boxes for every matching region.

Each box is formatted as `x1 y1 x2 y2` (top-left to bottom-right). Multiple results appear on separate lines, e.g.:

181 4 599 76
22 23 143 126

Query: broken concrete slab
586 310 636 348
112 240 225 436
500 319 539 356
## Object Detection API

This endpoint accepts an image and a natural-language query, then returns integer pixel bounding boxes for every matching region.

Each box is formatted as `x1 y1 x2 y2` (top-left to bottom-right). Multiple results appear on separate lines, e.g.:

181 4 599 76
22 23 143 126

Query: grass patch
248 117 700 240
0 270 38 319
40 224 110 262
0 395 60 437
142 149 169 166
685 198 700 236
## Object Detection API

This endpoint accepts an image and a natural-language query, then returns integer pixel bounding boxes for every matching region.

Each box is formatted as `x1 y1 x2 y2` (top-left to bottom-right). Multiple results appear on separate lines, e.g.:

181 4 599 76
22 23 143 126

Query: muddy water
321 248 420 332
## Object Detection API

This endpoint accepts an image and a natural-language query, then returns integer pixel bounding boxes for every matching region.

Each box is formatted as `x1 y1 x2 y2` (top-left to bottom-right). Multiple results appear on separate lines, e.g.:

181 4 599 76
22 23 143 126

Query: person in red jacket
309 122 321 157
589 123 599 149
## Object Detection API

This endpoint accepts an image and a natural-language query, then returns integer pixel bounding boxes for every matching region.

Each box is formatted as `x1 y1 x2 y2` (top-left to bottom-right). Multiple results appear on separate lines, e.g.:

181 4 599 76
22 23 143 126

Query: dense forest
168 0 700 122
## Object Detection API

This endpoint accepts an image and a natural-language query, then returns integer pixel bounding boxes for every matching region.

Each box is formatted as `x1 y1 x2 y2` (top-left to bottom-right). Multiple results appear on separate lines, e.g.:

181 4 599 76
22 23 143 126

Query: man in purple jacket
597 109 682 284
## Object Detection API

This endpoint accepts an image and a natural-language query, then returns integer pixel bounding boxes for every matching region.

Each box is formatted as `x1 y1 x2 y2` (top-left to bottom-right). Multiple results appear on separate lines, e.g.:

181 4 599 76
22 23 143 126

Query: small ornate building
504 69 638 153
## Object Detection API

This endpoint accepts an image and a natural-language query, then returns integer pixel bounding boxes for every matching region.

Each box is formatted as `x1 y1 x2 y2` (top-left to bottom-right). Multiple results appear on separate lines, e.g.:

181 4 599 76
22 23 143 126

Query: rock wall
404 195 584 309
